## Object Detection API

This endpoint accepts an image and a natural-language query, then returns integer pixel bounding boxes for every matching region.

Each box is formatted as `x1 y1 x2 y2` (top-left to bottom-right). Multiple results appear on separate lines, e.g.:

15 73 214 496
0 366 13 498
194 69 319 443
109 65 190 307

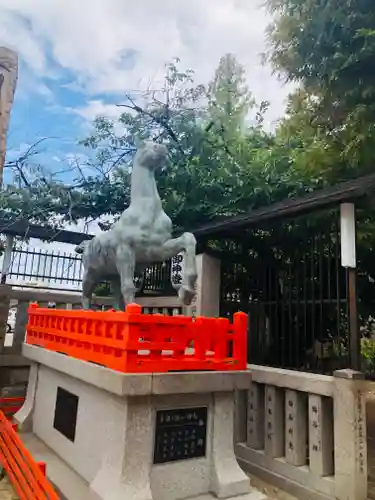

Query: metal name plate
153 406 208 464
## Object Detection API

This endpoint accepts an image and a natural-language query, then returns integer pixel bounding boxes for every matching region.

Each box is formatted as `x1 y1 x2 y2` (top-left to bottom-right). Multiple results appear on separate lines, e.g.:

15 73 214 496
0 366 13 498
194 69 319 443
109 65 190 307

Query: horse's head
135 141 167 170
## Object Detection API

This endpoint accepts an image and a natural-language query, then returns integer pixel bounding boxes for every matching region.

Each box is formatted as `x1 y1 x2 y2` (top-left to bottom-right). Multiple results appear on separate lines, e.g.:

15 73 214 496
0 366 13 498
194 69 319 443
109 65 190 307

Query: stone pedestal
333 369 367 500
16 343 264 500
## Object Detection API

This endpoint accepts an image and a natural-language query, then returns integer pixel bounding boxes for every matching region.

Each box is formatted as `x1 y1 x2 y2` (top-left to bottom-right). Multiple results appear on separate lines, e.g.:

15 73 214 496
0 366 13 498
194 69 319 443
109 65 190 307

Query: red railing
26 303 247 373
0 397 25 420
0 410 59 499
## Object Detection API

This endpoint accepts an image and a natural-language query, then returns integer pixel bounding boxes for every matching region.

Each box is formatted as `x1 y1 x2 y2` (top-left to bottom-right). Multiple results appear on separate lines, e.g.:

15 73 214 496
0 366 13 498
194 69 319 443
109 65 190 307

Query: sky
0 0 292 270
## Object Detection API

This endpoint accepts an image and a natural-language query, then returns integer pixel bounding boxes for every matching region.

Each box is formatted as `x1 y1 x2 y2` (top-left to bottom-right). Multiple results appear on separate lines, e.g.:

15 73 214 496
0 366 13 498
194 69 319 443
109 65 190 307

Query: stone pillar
89 396 154 500
1 234 14 284
210 391 252 498
234 390 247 444
0 47 18 183
333 369 367 500
0 284 11 354
264 385 284 458
11 300 28 353
247 382 265 450
308 394 334 477
14 362 38 432
285 390 307 466
185 253 221 317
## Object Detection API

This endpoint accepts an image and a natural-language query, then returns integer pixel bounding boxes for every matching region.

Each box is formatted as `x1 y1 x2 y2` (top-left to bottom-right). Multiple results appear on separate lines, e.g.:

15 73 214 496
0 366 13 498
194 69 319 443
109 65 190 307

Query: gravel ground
0 474 298 500
0 477 17 500
250 476 298 500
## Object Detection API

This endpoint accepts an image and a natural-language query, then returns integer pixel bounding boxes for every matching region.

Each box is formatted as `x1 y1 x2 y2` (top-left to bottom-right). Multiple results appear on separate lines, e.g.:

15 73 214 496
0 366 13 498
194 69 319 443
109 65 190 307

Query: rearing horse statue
76 141 198 310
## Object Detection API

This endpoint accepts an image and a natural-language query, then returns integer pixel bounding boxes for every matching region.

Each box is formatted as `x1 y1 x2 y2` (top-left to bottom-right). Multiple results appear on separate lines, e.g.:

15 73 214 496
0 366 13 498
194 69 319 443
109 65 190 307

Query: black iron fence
219 210 351 374
7 247 83 288
1 246 174 296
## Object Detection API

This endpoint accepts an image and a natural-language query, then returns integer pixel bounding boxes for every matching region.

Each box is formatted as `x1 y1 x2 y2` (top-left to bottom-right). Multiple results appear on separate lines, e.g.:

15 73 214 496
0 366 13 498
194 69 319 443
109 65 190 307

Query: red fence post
233 312 248 370
38 461 46 476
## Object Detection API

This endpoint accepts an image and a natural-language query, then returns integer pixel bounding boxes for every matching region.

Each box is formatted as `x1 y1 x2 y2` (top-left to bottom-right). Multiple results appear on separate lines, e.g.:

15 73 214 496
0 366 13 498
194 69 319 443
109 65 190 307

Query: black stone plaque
153 406 208 464
53 387 79 442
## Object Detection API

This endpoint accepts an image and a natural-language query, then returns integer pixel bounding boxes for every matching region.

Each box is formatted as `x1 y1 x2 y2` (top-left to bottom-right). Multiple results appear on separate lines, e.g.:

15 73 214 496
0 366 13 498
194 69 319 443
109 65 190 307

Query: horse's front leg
159 232 197 305
81 269 97 310
116 245 136 307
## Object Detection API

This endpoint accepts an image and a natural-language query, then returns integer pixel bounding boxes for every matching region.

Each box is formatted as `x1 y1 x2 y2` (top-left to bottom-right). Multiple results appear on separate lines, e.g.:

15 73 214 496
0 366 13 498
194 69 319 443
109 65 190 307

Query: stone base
17 344 265 500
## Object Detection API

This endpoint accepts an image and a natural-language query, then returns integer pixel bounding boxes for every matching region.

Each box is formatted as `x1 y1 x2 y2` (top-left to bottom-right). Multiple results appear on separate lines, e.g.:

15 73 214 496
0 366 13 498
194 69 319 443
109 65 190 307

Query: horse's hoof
178 286 195 306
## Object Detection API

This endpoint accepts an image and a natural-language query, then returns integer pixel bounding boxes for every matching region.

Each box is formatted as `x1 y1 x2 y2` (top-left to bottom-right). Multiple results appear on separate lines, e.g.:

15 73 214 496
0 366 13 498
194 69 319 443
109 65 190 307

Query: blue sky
0 0 292 247
4 59 116 186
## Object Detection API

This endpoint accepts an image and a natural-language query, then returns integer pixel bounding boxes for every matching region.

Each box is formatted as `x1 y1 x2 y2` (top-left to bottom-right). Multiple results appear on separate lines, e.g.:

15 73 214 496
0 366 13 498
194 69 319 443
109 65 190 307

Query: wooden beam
194 173 375 237
0 219 94 245
1 172 375 245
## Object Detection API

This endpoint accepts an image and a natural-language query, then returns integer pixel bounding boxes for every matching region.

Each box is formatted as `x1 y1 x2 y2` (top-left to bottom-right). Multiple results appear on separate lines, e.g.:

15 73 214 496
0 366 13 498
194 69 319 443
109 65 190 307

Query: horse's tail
75 240 90 254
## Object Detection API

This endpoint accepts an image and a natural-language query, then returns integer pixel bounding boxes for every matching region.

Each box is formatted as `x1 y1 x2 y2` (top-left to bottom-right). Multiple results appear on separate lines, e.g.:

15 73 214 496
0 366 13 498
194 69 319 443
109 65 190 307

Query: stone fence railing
0 285 183 354
234 364 367 500
0 285 183 391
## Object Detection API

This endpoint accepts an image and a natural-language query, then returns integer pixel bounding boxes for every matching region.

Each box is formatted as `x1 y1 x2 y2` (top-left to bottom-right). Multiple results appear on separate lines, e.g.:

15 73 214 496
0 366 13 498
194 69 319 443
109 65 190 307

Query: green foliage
208 53 257 134
78 57 323 232
94 281 111 297
0 55 319 233
361 339 375 378
266 0 375 177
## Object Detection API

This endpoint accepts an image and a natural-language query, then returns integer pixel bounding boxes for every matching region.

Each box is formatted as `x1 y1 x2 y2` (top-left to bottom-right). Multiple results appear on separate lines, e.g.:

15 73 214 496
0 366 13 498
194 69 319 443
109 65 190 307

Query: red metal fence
0 398 25 420
0 411 59 499
26 303 248 372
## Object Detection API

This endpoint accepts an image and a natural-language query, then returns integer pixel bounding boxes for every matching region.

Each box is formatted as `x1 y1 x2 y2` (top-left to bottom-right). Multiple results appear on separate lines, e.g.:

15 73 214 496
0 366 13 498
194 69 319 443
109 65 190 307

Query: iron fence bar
348 267 360 371
3 246 174 295
219 215 352 374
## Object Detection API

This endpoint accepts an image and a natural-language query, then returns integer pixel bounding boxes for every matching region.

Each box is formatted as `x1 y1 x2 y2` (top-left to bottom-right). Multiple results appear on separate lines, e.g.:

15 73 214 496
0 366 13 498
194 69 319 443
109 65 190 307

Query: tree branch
117 94 186 156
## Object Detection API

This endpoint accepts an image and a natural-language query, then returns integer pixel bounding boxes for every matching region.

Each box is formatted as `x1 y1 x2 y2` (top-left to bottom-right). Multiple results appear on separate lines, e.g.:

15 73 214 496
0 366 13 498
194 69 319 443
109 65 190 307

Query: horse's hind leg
82 270 97 310
111 277 125 311
156 232 198 305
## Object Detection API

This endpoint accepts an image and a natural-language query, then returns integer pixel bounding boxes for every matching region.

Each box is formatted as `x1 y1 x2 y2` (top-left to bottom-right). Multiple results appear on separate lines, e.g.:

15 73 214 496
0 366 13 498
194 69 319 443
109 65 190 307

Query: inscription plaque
53 387 79 442
153 406 208 464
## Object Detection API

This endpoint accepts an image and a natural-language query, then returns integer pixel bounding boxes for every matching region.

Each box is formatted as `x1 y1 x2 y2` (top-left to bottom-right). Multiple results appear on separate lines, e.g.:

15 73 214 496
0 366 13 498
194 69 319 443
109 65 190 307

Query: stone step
0 383 27 398
21 432 90 500
21 433 267 500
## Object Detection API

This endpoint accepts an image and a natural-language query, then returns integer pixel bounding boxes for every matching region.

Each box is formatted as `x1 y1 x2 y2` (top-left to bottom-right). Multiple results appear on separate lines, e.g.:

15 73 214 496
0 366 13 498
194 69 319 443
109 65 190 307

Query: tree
266 0 375 176
0 56 304 233
208 53 256 136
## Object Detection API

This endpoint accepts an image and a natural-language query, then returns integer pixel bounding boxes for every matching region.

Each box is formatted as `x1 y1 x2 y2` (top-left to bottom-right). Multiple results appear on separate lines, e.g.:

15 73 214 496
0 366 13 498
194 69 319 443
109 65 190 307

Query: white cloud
5 142 32 161
64 152 89 164
73 100 127 136
0 0 293 127
73 100 123 122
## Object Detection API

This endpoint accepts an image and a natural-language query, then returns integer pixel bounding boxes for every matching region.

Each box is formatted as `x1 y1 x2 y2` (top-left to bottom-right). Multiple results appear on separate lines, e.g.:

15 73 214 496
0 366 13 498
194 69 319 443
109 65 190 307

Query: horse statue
75 141 197 310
